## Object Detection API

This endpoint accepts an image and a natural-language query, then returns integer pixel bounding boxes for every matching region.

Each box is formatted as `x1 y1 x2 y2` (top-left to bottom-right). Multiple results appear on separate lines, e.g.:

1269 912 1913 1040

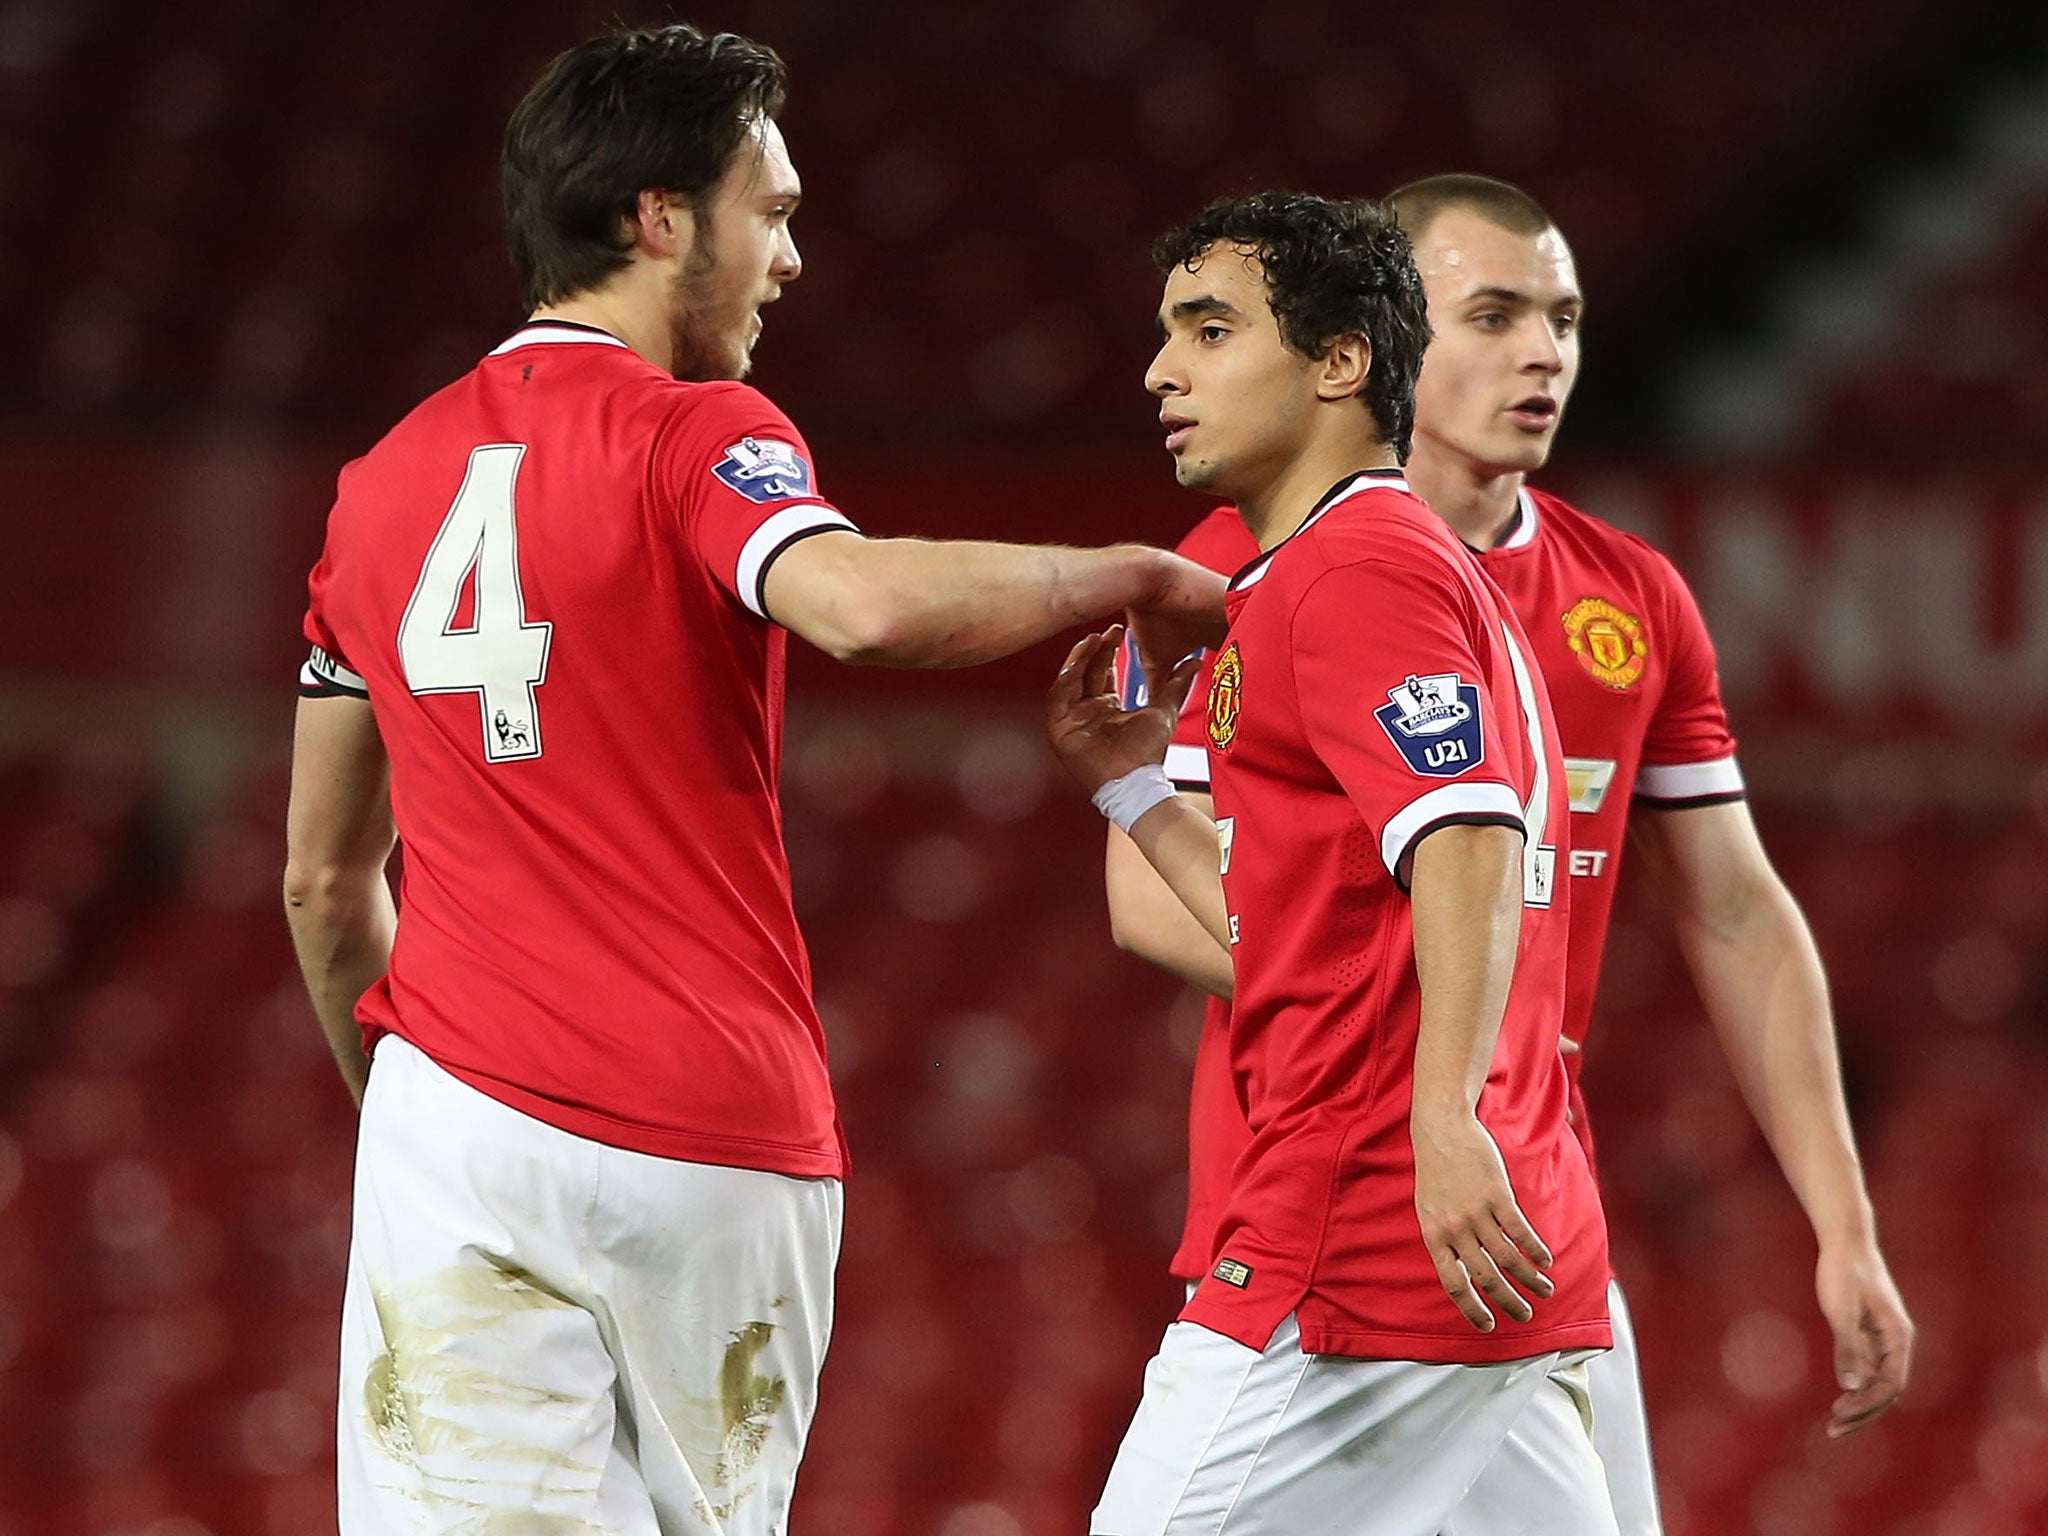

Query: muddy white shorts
1092 1313 1616 1536
338 1035 843 1536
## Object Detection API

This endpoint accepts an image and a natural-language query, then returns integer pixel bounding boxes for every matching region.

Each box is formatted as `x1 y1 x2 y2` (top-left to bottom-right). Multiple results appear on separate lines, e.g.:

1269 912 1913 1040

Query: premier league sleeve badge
1374 672 1485 776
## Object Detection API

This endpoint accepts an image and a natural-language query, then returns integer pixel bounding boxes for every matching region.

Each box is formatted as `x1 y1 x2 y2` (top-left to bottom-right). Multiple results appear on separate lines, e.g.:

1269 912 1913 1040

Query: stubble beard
668 244 751 383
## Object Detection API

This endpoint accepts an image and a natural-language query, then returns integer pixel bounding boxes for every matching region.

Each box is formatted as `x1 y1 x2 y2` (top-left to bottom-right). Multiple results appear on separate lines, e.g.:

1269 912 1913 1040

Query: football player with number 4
1105 177 1914 1536
1049 192 1617 1535
282 25 1223 1536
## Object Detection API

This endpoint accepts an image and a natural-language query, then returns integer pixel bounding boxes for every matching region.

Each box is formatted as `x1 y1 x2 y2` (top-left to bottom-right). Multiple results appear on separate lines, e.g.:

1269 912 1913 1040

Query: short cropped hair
1153 192 1431 461
1385 174 1555 244
501 25 788 311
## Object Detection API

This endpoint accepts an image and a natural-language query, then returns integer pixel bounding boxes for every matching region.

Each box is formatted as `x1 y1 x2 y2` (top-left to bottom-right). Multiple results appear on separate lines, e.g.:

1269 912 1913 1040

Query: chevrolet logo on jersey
1564 757 1617 813
1375 672 1485 777
713 437 813 502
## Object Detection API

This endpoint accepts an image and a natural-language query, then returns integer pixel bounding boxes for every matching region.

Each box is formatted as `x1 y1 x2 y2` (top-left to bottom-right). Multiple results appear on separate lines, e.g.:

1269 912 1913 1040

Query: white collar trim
1496 486 1540 550
1232 472 1412 592
489 324 632 356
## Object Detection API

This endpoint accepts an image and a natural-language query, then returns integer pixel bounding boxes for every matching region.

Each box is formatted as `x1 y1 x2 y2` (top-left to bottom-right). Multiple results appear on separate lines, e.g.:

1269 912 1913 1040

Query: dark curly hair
502 25 789 311
1153 193 1431 460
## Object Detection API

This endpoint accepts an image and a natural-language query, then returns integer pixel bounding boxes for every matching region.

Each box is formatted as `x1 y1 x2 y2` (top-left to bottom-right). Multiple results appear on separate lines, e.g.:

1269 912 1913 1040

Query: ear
1316 332 1372 404
629 188 695 263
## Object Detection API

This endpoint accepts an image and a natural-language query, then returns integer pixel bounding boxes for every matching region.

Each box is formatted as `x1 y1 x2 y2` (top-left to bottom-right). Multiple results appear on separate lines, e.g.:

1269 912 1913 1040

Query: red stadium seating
1815 194 2048 457
0 0 1944 446
0 728 2043 1535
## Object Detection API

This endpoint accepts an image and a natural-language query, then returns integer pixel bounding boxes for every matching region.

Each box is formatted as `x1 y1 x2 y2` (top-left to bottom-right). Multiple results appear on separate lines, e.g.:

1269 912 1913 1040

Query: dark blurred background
4 1 2048 1533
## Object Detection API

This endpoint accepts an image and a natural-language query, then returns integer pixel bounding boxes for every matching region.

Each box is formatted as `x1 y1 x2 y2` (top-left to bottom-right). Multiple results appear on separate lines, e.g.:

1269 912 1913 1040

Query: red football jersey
299 321 855 1177
1180 470 1608 1363
1160 487 1740 1280
1476 486 1742 1156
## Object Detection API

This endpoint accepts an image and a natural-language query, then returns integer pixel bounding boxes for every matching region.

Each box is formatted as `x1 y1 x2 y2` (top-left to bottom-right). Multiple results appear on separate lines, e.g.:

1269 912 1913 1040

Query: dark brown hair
501 24 788 311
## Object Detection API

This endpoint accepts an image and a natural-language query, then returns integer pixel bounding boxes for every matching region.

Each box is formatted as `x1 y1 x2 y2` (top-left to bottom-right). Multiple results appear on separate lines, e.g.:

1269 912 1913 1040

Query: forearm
1124 796 1234 953
1679 880 1874 1246
1408 826 1525 1120
283 871 396 1106
782 536 1182 668
1106 813 1233 998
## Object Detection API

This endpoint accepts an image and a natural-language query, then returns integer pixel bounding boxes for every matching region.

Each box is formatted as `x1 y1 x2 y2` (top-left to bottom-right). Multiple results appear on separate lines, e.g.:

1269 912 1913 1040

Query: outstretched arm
1633 799 1913 1436
283 695 398 1106
763 530 1227 670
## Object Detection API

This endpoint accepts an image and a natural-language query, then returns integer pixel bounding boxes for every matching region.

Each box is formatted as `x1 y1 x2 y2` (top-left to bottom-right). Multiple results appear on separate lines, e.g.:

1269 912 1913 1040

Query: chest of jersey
1481 533 1664 883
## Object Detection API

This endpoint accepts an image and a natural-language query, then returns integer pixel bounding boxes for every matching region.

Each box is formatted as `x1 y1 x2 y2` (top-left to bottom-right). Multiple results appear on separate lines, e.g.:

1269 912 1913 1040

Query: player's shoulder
627 377 795 436
1528 484 1688 591
1301 478 1468 580
1175 505 1261 576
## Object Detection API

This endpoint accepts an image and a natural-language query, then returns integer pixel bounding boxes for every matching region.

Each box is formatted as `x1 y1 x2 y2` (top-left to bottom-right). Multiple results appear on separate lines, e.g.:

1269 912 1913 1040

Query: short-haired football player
1106 175 1914 1535
1047 192 1617 1535
282 25 1223 1535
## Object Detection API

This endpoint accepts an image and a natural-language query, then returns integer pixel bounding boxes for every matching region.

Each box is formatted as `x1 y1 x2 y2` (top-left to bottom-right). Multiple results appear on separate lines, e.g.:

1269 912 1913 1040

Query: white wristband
1091 764 1177 833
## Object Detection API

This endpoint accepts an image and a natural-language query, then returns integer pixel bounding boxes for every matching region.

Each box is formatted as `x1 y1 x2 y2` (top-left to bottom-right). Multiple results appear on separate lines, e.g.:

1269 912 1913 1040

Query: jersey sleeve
656 386 860 621
298 549 369 699
1635 553 1744 809
1291 559 1526 883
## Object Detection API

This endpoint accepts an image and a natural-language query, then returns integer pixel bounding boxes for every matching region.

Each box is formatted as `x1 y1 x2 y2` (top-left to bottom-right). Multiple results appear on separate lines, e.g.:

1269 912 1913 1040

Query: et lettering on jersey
297 321 857 1178
1181 471 1608 1364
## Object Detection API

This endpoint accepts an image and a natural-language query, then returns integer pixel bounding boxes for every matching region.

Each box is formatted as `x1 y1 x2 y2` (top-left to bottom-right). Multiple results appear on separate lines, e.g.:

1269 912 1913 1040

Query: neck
531 285 671 373
1236 436 1401 552
1402 444 1525 550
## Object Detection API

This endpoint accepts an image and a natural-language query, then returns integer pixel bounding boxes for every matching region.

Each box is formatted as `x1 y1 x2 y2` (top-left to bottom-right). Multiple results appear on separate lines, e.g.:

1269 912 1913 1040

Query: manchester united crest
1562 597 1648 691
1207 642 1243 750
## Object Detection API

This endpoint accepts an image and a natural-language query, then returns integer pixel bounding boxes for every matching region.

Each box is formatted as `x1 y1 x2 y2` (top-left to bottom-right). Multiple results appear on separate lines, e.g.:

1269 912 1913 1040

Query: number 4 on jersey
398 444 552 763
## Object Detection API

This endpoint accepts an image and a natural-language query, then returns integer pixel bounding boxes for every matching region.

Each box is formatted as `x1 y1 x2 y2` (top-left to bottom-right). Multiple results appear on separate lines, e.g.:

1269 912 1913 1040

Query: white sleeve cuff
300 645 369 697
1165 742 1211 790
1635 755 1745 805
734 504 859 619
1381 781 1525 878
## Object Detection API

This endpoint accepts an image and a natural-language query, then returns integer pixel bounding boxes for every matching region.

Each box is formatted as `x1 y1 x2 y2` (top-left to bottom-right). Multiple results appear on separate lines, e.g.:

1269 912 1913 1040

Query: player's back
303 323 851 1177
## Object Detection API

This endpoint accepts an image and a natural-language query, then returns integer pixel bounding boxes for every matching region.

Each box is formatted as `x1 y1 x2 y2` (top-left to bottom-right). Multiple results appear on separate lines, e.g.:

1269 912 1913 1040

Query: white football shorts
1092 1312 1616 1536
338 1034 843 1536
1584 1278 1663 1536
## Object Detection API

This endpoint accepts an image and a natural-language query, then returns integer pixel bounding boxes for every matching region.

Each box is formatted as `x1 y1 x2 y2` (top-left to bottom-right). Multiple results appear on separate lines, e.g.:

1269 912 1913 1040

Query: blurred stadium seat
0 722 2042 1534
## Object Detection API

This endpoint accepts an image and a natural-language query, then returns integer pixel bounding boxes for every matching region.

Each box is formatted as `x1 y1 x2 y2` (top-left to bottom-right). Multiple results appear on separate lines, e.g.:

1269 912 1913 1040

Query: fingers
1429 1214 1552 1331
1046 634 1101 721
1429 1245 1496 1332
1828 1373 1902 1437
1153 652 1203 722
1558 1035 1581 1056
1083 624 1123 700
1827 1305 1914 1438
1494 1202 1555 1275
1047 632 1121 738
1481 1210 1555 1304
